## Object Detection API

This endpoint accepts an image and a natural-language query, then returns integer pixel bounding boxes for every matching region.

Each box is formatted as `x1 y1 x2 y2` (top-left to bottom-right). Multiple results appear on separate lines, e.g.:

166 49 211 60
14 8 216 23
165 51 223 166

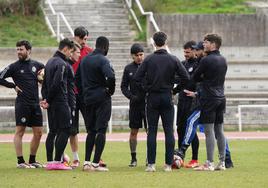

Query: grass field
0 139 268 188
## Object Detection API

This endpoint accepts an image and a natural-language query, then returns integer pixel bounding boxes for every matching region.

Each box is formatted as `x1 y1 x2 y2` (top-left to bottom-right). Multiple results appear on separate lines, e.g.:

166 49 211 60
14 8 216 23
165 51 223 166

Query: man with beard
0 40 44 168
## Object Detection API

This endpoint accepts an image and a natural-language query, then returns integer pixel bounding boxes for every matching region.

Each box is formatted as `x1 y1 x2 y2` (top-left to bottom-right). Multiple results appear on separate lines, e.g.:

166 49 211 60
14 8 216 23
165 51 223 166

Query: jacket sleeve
175 59 190 89
120 66 132 99
133 60 147 92
192 59 206 82
0 64 16 88
47 63 66 104
67 64 76 109
75 63 82 95
102 60 116 96
41 69 48 100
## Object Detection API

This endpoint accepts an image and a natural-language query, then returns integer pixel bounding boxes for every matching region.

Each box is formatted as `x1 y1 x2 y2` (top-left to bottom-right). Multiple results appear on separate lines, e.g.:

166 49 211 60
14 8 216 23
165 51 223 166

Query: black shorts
129 103 146 129
199 98 226 124
47 103 71 132
84 99 111 132
15 102 43 127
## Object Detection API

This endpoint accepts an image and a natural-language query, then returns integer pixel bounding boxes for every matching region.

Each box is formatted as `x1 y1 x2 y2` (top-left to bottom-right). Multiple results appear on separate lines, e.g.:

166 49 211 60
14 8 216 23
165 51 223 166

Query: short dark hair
183 40 196 49
58 38 75 50
74 26 89 39
130 43 144 54
96 36 109 50
16 40 32 50
153 31 167 47
204 33 222 49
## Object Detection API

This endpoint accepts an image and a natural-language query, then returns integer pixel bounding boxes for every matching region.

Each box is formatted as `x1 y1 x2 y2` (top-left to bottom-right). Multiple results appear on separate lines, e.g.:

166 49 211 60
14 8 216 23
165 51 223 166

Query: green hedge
0 0 41 16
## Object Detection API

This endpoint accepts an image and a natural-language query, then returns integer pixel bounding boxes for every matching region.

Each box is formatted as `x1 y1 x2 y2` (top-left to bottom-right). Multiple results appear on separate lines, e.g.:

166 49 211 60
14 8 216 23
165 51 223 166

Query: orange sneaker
99 159 107 167
185 160 199 168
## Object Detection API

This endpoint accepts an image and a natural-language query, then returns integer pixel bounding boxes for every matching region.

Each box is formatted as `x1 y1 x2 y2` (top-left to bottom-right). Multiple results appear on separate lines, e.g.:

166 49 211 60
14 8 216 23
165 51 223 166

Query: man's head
70 41 81 62
95 36 109 56
203 33 222 52
16 40 32 61
183 40 196 60
153 31 167 48
192 41 205 58
58 38 75 58
74 26 89 47
130 43 144 64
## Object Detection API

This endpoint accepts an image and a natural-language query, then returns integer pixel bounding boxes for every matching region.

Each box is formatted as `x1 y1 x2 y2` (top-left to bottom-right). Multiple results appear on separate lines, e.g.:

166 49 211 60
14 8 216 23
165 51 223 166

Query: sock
131 152 137 161
17 156 25 164
29 155 36 164
73 152 79 161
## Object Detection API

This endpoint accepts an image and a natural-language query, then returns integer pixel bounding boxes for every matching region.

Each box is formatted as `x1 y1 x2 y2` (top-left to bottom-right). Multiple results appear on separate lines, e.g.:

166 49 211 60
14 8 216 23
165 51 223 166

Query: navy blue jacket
134 49 189 93
193 50 227 99
41 51 69 104
75 49 115 105
0 59 44 104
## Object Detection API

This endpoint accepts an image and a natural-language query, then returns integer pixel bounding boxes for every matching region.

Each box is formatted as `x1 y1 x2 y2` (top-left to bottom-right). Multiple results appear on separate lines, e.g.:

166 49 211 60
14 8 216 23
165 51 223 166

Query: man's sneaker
92 165 109 172
163 164 172 172
214 161 226 171
83 162 93 171
185 160 199 168
145 164 156 172
129 160 137 167
99 159 107 167
29 162 44 168
71 160 80 168
194 161 214 171
225 159 234 169
17 163 35 169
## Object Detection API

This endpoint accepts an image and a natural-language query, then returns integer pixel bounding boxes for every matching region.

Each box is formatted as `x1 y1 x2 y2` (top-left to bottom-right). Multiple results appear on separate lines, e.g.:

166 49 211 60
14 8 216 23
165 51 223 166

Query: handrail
45 0 74 41
125 0 170 53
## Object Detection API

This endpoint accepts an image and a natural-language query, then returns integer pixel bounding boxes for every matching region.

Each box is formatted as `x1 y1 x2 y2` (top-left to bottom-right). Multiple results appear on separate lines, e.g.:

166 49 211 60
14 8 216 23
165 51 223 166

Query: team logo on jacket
20 70 24 73
21 117 26 123
32 66 37 73
129 72 133 76
188 67 193 72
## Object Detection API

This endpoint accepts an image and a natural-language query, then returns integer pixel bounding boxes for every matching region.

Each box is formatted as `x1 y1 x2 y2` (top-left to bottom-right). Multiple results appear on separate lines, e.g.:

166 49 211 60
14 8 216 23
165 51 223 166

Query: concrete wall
148 14 266 47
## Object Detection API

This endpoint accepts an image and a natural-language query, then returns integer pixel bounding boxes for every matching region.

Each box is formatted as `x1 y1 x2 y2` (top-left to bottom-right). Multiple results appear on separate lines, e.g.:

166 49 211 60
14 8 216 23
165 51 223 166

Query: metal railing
44 0 74 42
237 104 268 132
125 0 170 53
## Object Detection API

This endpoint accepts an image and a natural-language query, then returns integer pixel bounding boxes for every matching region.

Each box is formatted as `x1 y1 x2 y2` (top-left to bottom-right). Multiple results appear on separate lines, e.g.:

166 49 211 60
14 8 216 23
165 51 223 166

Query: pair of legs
146 92 175 168
14 125 42 164
46 103 71 162
177 99 199 161
128 102 146 166
84 100 111 170
14 102 43 166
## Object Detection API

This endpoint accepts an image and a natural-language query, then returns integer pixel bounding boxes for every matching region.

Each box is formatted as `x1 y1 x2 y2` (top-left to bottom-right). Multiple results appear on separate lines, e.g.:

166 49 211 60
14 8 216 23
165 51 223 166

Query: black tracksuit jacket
75 49 115 105
193 50 227 100
0 59 44 104
41 51 70 105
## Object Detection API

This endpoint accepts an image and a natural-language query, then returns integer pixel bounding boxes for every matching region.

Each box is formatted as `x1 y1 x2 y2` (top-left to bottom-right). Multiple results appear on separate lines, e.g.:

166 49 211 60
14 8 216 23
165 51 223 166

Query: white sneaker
17 163 35 169
215 161 226 171
145 164 156 172
163 164 172 172
91 163 109 172
194 160 214 171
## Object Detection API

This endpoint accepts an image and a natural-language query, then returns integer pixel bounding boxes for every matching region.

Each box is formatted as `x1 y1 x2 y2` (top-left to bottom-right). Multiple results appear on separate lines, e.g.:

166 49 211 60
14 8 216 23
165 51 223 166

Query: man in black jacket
0 40 44 168
192 34 227 171
134 31 189 172
76 36 115 172
41 38 75 170
121 43 146 167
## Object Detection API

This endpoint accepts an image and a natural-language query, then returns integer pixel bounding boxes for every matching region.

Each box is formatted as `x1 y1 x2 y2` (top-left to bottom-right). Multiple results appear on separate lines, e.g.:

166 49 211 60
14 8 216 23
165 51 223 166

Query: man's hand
183 89 196 98
14 86 22 94
40 99 49 109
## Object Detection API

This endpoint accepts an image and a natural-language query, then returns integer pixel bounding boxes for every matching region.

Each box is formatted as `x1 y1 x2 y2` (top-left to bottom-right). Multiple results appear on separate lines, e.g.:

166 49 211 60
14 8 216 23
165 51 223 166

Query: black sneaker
225 159 234 169
129 160 137 167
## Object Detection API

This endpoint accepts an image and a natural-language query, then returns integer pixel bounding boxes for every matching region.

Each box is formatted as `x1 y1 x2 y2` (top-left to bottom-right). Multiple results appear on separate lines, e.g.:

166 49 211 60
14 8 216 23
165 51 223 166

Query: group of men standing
0 27 233 172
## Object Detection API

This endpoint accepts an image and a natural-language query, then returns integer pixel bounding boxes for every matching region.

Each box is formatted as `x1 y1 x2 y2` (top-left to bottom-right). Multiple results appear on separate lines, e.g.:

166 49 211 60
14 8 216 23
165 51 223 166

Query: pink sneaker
46 162 72 170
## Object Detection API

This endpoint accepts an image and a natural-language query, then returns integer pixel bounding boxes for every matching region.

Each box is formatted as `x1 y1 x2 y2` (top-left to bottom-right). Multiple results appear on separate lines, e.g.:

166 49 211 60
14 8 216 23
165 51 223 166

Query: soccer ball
172 155 183 169
37 68 45 82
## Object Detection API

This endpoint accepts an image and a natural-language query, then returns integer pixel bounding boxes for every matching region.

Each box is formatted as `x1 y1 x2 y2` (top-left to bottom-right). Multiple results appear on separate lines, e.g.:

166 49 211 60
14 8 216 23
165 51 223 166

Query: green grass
139 0 256 14
0 140 268 188
0 14 58 47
